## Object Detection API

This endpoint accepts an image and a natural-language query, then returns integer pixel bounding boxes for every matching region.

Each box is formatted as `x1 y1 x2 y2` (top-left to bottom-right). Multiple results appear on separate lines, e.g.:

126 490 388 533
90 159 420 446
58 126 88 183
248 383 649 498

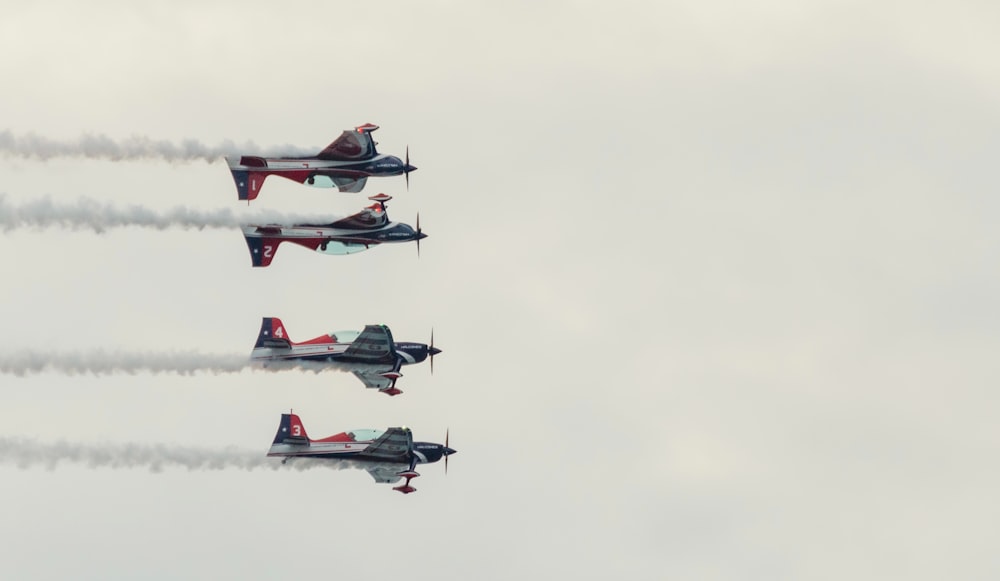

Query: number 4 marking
274 326 284 339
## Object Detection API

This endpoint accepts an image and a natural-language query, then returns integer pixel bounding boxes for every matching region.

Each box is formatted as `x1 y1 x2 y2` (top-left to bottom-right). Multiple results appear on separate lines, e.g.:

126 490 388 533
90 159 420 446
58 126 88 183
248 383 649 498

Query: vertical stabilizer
272 413 311 445
255 317 292 348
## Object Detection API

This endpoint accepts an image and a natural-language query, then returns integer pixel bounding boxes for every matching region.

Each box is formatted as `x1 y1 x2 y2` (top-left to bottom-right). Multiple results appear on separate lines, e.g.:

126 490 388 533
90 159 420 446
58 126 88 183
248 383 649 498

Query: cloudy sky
1 1 999 579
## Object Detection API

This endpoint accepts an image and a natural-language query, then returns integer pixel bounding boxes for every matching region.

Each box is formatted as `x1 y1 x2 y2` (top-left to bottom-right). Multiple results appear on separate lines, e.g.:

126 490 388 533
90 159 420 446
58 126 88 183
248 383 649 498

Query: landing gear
393 469 420 494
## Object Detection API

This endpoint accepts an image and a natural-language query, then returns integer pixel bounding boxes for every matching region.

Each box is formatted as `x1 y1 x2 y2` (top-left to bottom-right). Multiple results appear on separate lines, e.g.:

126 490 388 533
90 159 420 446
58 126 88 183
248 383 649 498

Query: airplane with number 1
268 412 455 494
251 317 440 396
225 123 416 202
242 193 425 267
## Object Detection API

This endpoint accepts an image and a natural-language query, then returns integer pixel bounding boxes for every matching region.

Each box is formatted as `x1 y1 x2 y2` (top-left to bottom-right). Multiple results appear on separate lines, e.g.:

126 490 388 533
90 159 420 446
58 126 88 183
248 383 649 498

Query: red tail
288 413 310 441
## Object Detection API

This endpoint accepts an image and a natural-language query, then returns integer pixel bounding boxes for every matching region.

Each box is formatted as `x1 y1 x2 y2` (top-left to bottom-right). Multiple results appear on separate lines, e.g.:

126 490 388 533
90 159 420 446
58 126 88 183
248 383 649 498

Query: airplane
268 412 455 494
225 123 417 201
242 193 425 267
251 317 440 396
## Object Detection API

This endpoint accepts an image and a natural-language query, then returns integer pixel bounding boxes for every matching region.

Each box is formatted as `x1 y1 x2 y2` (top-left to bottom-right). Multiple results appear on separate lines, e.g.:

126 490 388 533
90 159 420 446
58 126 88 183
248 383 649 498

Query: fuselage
228 153 412 182
251 341 433 366
267 439 454 464
242 221 422 253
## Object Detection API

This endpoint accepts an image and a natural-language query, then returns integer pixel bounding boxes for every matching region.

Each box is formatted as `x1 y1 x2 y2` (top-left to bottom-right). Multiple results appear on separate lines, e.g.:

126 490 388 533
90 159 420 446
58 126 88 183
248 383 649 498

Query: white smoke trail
0 194 334 233
0 130 315 162
0 438 353 473
0 351 338 377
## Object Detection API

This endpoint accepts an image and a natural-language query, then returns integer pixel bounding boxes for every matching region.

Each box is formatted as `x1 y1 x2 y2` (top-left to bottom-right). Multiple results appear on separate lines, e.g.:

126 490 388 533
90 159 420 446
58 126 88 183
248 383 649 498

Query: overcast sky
1 1 999 579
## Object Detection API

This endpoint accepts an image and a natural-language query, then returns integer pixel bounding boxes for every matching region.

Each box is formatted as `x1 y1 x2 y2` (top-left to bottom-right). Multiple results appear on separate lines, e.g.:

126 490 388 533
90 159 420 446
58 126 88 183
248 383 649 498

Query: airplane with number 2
242 193 425 267
251 317 440 396
226 123 416 201
268 412 455 494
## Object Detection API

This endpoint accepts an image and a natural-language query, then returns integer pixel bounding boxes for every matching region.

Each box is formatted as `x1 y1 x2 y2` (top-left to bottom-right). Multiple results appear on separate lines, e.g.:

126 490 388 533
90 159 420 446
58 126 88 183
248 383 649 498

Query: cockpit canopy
328 330 361 343
348 429 384 441
329 205 388 230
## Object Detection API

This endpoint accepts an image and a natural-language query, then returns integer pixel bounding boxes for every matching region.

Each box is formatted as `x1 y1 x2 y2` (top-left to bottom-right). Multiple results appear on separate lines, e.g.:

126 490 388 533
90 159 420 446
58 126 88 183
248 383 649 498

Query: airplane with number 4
251 317 440 396
225 123 416 201
268 412 455 494
242 193 425 267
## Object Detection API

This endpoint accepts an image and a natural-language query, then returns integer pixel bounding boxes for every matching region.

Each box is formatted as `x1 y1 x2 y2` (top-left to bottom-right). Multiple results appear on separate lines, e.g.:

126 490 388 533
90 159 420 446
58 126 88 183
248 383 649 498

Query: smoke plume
0 194 332 233
0 351 335 377
0 130 314 162
0 438 352 473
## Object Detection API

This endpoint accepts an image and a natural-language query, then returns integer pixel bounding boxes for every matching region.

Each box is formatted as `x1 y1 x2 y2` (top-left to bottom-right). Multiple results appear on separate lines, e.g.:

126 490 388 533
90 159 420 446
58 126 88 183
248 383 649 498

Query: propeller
445 428 450 474
428 328 440 374
405 146 410 190
416 212 421 258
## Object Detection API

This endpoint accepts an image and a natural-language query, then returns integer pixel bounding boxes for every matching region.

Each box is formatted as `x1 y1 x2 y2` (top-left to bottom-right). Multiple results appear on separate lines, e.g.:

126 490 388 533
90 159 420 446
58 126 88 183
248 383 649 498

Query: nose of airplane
416 231 428 240
404 163 418 173
443 447 456 456
429 346 442 357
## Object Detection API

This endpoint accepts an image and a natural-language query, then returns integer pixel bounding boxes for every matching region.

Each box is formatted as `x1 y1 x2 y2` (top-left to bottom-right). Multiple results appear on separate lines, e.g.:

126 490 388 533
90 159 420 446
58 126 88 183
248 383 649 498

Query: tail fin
255 317 292 348
226 156 269 201
243 230 282 267
272 413 311 445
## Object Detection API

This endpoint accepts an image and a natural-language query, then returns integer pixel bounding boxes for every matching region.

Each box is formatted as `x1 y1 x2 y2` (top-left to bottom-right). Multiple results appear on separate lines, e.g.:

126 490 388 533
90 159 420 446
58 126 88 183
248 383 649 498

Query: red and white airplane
251 318 440 396
226 123 416 201
268 412 455 494
242 194 425 267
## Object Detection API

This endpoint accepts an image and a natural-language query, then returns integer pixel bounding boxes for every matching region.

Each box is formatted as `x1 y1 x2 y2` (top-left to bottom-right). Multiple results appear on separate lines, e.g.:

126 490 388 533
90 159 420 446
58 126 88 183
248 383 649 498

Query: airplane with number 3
225 123 416 201
268 412 455 494
242 193 425 267
251 318 440 396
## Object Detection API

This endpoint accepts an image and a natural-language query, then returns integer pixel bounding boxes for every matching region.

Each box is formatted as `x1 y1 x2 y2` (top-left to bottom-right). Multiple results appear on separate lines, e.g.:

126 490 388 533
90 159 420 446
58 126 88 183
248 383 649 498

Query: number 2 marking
264 245 273 258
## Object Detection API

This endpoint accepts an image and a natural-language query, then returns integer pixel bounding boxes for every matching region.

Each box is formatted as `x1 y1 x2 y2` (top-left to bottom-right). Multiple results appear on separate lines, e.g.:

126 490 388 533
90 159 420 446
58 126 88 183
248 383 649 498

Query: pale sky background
1 1 999 579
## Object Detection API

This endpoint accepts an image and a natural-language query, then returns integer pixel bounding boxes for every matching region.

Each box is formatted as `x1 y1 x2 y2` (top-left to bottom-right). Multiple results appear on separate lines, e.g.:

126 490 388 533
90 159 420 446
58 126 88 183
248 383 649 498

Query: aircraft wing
317 130 377 161
351 370 392 390
331 176 368 193
357 427 413 462
343 325 397 362
363 464 405 484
